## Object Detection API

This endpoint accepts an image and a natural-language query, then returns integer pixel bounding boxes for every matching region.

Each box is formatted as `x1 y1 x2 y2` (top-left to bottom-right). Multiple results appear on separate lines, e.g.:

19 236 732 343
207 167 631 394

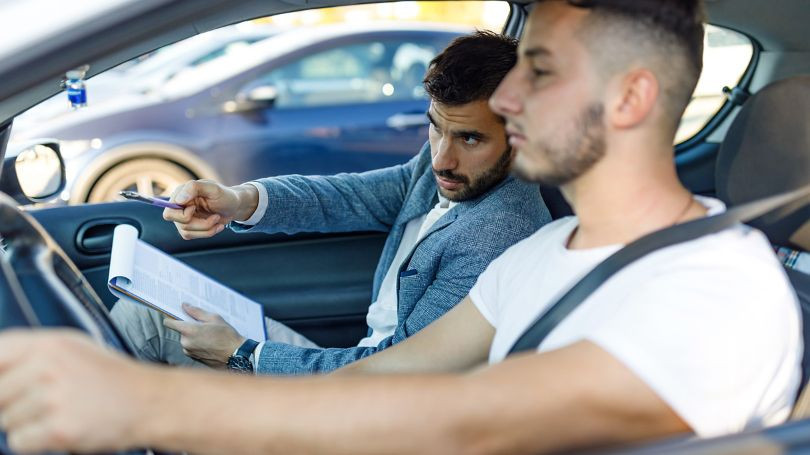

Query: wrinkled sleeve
230 150 423 235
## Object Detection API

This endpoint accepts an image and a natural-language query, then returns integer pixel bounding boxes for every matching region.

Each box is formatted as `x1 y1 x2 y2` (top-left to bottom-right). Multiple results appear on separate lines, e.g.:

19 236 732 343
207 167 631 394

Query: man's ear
607 68 659 129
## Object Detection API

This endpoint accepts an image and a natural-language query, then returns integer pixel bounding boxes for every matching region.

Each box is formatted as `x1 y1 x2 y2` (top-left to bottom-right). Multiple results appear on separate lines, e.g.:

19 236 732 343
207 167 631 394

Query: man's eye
462 136 480 146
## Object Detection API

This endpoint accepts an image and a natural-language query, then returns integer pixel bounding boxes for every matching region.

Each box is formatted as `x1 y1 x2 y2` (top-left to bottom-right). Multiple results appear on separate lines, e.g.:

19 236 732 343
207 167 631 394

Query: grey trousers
110 299 319 368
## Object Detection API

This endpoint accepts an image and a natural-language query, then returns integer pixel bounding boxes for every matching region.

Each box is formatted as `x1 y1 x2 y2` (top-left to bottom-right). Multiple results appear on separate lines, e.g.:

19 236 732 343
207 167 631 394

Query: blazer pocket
397 269 426 297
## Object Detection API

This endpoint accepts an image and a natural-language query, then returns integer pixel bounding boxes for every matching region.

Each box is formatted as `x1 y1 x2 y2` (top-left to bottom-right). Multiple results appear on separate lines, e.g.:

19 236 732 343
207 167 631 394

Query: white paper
109 224 137 286
108 224 266 341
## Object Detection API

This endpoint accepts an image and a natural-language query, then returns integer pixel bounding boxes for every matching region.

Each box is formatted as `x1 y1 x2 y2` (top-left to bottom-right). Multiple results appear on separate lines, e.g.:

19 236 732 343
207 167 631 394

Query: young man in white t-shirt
0 1 801 454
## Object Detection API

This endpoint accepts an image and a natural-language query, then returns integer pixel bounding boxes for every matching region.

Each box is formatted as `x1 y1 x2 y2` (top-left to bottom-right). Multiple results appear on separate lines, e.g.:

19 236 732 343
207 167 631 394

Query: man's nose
432 138 458 171
490 66 523 117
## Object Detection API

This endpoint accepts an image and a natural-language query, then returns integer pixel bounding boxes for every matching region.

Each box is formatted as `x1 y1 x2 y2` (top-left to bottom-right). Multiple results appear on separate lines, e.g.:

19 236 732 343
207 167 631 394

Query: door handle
76 218 140 255
386 113 429 131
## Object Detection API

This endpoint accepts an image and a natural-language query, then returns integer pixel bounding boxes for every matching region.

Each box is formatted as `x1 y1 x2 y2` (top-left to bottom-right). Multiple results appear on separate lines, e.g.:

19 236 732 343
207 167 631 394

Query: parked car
10 22 280 135
0 0 808 453
11 24 465 204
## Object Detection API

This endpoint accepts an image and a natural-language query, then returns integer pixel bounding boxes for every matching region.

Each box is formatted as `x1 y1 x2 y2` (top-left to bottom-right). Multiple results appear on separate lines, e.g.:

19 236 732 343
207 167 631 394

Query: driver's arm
334 297 495 375
0 330 689 454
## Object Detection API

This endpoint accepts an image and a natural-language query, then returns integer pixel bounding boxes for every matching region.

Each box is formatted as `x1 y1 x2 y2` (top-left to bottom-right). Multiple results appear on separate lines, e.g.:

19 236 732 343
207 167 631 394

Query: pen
119 190 183 209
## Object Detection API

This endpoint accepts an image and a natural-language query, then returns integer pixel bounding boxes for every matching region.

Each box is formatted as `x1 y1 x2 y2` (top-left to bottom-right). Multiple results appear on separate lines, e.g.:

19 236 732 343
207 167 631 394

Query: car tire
86 158 195 203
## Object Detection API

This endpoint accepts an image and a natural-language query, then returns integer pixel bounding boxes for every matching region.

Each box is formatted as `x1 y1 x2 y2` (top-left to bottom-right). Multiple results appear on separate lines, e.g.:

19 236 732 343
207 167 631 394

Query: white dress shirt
235 182 455 367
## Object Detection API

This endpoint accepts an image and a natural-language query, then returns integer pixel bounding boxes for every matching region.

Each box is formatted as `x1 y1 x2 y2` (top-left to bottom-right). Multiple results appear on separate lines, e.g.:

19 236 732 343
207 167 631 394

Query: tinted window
253 39 441 108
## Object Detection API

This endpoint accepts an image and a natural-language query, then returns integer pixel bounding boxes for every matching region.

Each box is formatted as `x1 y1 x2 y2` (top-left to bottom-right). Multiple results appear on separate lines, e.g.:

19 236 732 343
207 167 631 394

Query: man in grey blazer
110 31 550 375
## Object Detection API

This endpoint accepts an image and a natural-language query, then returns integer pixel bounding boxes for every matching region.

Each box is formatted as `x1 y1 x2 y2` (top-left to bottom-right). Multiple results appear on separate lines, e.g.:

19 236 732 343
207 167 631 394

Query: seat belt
507 185 810 356
792 384 810 420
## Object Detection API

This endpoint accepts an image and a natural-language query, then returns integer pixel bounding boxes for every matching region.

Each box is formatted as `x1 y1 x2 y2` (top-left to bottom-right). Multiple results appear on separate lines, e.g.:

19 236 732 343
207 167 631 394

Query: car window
252 39 441 108
7 1 511 206
676 25 754 143
188 39 264 67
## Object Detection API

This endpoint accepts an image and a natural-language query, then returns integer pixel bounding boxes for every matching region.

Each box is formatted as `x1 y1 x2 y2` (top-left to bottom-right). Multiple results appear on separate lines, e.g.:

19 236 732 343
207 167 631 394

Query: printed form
108 224 266 341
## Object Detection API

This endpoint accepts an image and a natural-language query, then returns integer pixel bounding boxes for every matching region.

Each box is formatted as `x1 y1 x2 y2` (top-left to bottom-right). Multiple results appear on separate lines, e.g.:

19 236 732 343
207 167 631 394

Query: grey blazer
232 143 551 374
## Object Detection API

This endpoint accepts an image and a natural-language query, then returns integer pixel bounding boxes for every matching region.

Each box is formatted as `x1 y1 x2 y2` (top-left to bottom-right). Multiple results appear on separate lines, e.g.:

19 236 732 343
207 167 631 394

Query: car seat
713 75 810 417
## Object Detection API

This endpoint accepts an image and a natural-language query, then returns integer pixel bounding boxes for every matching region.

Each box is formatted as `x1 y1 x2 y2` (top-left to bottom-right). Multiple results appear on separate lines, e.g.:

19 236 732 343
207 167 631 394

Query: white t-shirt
469 196 802 438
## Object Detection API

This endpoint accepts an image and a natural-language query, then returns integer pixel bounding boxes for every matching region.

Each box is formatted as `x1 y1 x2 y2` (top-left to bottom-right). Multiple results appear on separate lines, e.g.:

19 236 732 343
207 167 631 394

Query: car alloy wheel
87 157 195 203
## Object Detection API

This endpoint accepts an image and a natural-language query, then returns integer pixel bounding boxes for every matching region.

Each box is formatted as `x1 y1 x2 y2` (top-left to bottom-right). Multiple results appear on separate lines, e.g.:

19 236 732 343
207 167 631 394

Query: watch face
227 355 253 373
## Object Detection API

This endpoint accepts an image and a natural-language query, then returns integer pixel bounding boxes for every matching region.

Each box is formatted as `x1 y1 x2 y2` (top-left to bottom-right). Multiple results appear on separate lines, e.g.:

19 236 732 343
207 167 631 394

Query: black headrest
716 76 810 249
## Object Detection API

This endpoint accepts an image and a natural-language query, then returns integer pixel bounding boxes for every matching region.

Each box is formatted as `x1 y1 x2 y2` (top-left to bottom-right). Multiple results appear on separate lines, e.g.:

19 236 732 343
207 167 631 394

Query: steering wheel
0 192 166 455
0 192 131 348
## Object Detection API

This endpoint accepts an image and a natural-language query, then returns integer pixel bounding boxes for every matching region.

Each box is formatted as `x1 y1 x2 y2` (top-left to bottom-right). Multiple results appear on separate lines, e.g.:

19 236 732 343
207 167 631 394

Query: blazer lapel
396 204 467 275
419 207 460 239
396 177 515 275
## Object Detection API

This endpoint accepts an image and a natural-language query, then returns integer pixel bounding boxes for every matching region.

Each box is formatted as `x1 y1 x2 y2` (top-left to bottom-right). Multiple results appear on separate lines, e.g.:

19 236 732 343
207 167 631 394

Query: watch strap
236 338 259 359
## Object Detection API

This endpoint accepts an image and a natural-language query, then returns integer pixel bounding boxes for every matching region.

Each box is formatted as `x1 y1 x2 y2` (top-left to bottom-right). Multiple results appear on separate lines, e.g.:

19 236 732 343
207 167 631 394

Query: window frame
674 24 761 153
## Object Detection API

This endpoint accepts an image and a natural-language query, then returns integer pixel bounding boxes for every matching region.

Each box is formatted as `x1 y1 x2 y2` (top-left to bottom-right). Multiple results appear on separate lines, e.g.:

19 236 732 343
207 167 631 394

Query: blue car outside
11 23 279 135
12 25 466 204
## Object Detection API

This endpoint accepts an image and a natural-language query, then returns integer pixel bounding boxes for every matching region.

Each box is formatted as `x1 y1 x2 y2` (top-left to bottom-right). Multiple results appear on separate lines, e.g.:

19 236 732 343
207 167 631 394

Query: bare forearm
141 368 487 454
0 332 689 454
335 298 495 376
141 343 689 455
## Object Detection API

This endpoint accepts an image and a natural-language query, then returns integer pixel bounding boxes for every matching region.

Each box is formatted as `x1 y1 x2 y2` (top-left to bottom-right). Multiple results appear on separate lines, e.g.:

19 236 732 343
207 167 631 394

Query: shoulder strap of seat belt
507 185 810 356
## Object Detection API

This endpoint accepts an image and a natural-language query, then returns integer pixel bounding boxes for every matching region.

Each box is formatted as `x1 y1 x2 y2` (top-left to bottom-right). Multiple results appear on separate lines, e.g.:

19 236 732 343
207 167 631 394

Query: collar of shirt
437 193 456 210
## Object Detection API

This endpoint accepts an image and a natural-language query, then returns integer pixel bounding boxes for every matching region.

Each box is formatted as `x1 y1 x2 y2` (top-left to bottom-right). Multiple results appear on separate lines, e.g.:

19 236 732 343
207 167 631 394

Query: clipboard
108 224 267 341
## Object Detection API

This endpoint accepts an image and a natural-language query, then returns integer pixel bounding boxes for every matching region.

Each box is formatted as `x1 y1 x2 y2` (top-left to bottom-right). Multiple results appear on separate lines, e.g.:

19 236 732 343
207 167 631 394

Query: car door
210 31 461 184
2 8 509 352
27 201 387 348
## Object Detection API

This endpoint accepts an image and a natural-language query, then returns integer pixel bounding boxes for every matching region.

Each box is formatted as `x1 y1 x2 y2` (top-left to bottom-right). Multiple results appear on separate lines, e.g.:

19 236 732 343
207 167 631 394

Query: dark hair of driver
568 0 704 73
566 0 706 128
423 30 518 106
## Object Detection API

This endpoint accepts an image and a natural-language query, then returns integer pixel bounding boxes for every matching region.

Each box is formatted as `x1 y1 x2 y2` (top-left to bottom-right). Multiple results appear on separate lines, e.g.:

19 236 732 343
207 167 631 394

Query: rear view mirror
223 85 278 114
2 141 66 203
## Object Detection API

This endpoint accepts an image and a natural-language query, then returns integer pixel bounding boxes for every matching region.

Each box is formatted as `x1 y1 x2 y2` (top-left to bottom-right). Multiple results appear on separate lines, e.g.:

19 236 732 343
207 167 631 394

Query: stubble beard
436 146 513 202
512 103 606 187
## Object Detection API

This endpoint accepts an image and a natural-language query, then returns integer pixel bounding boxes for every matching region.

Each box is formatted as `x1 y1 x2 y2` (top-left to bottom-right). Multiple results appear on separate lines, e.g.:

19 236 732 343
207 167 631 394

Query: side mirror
2 141 66 204
223 85 278 114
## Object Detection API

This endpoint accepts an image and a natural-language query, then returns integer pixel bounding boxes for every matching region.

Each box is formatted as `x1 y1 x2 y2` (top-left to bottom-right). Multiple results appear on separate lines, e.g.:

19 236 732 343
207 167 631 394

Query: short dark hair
424 30 518 106
568 0 706 130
